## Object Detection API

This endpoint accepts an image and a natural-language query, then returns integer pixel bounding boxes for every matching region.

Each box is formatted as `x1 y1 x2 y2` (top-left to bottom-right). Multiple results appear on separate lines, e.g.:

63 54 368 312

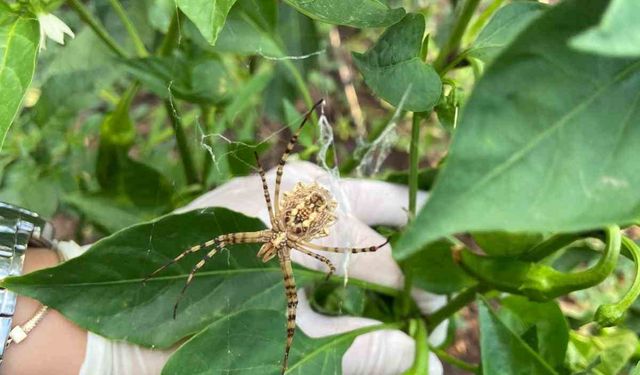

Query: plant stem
158 11 183 57
164 101 200 185
67 0 128 58
405 318 430 375
409 113 422 216
107 0 149 57
519 232 585 262
434 0 482 73
280 59 319 126
200 105 214 185
425 284 485 331
432 347 479 373
467 0 505 41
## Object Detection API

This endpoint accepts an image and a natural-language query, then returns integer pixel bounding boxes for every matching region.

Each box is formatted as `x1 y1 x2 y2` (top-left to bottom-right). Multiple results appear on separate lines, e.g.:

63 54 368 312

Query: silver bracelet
0 202 55 363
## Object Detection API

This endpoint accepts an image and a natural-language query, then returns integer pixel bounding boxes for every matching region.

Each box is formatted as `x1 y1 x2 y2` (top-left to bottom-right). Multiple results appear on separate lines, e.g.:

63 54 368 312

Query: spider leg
173 230 271 320
144 230 270 283
170 231 270 319
254 152 277 228
143 238 218 283
173 245 221 319
273 99 324 219
278 248 298 374
295 237 390 254
290 242 336 280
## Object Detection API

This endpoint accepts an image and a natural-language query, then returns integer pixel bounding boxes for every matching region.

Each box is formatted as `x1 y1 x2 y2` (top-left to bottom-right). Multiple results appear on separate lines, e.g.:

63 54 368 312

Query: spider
145 99 388 374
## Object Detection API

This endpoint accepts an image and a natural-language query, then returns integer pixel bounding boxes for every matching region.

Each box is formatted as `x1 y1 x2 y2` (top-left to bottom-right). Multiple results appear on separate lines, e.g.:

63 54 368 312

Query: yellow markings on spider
144 99 388 374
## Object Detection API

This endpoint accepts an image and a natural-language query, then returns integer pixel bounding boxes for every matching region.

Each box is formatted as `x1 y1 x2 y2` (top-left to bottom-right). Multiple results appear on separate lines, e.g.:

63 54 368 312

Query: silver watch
0 202 55 360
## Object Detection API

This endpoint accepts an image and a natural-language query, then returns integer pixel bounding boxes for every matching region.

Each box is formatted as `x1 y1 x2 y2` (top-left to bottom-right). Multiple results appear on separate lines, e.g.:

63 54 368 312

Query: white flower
38 13 75 51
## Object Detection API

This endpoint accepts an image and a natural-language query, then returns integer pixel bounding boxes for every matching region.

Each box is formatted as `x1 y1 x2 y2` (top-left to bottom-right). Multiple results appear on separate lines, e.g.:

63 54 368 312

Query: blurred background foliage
0 0 457 242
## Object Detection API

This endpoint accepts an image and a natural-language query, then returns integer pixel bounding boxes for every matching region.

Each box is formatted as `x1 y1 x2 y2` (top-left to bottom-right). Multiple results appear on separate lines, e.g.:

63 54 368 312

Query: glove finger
182 161 406 289
182 161 429 228
296 290 442 375
339 178 428 227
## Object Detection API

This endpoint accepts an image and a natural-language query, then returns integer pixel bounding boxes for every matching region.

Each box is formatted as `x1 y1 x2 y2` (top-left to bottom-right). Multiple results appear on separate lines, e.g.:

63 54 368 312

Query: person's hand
75 161 447 374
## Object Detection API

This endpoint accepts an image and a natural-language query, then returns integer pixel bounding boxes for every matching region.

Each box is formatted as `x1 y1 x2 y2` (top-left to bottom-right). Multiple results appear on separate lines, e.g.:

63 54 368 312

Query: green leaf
0 9 39 151
0 163 61 217
466 2 547 65
1 208 319 348
395 0 640 259
498 296 569 369
120 159 174 209
353 14 441 112
176 0 238 46
473 232 544 257
282 0 404 28
384 167 439 191
478 297 556 375
566 328 638 375
226 141 269 176
401 239 474 294
162 309 366 374
122 56 229 105
570 0 640 57
63 193 148 234
214 5 282 57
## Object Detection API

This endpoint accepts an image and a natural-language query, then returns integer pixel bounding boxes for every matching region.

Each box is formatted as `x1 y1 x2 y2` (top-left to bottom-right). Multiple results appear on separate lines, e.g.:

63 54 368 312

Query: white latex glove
72 161 446 375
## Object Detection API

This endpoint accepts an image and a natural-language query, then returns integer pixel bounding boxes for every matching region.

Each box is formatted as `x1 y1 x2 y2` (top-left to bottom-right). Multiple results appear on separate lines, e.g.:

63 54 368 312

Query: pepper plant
1 0 640 374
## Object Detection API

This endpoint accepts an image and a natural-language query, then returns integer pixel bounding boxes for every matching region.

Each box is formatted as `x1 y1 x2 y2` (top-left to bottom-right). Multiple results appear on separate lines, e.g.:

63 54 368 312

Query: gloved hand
75 161 447 375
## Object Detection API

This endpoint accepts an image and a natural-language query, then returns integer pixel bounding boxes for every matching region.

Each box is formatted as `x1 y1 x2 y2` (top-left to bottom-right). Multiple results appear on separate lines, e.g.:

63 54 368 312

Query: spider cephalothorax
145 99 387 374
281 182 337 240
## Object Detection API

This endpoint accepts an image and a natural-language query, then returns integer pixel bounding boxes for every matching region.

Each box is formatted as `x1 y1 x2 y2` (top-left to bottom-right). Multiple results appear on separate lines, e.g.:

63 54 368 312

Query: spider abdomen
280 182 337 240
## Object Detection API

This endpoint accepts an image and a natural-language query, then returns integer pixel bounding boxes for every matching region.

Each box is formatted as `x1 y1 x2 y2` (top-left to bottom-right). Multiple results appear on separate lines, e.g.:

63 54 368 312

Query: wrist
0 246 86 375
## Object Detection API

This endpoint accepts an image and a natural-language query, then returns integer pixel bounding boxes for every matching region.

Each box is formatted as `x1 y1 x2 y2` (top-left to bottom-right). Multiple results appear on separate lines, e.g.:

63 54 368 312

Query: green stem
107 0 149 57
164 101 200 185
466 0 505 41
409 113 422 217
434 0 482 73
432 348 479 373
404 318 430 375
67 0 128 58
426 284 485 331
200 105 214 185
459 227 622 300
595 236 640 326
520 232 586 262
280 59 319 126
158 11 183 57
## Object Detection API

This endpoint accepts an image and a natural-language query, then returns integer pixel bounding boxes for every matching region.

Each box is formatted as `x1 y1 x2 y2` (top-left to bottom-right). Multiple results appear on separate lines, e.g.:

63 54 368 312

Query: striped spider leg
145 99 387 374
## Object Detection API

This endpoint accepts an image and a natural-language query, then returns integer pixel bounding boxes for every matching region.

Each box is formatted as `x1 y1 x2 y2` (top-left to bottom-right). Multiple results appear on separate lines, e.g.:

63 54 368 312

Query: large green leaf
498 296 568 369
0 8 39 151
566 328 638 375
466 2 547 65
353 13 441 112
478 298 556 375
176 0 238 46
571 0 640 57
1 208 319 348
282 0 404 28
395 0 640 259
163 309 368 374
